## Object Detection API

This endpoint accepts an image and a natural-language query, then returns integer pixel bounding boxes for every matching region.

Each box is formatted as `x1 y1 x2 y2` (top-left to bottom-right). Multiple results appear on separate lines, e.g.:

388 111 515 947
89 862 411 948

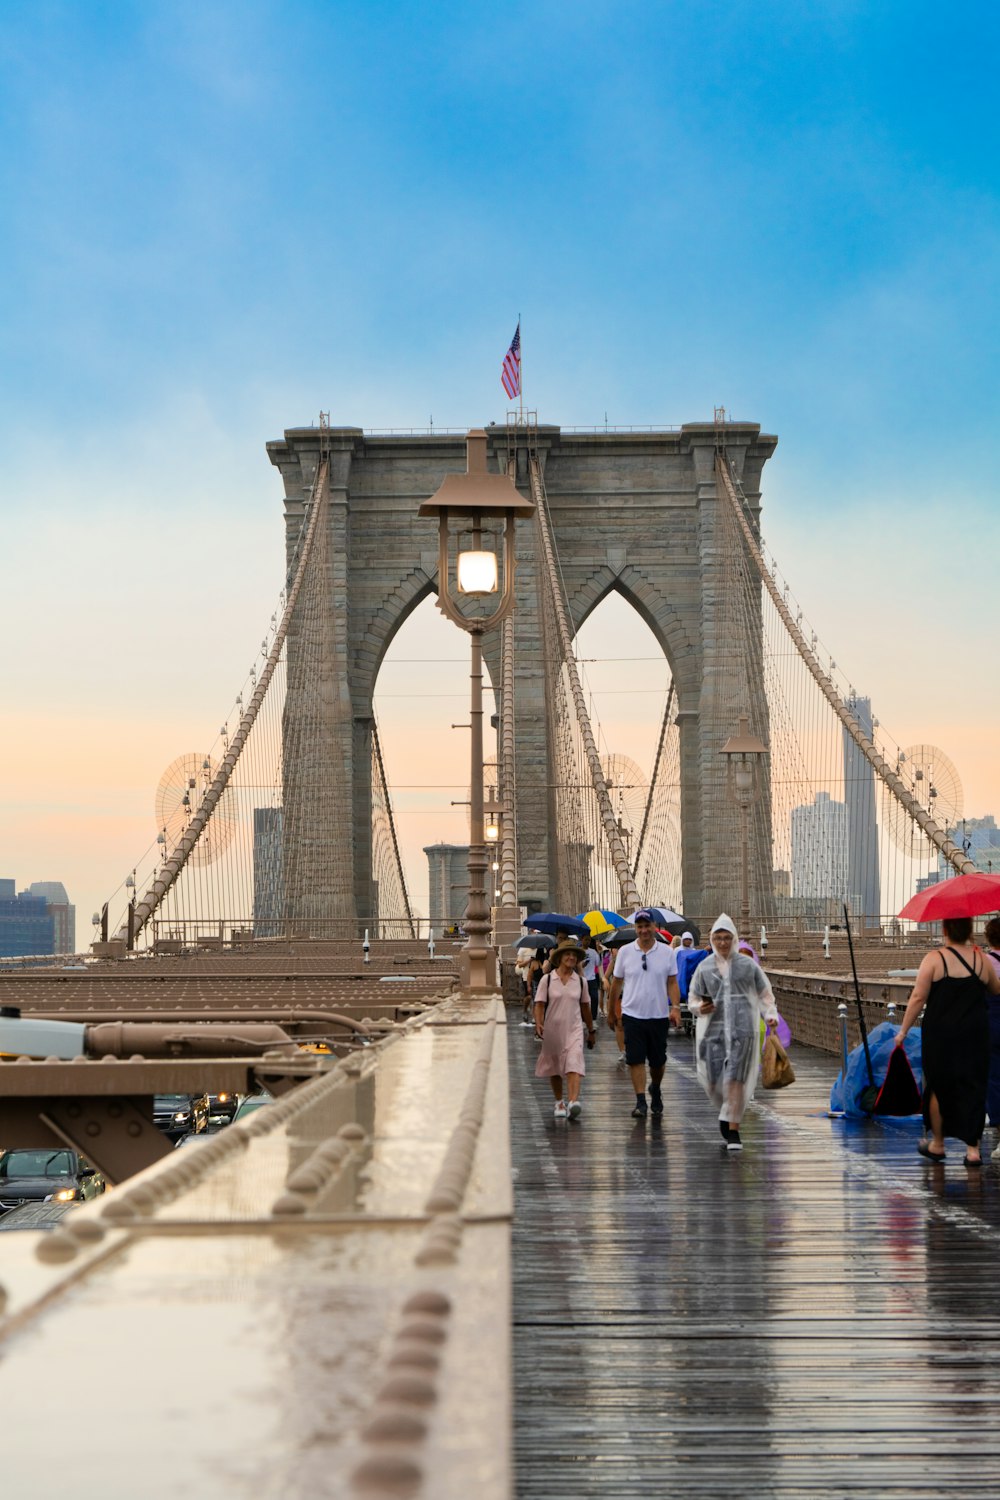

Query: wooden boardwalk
509 1017 1000 1499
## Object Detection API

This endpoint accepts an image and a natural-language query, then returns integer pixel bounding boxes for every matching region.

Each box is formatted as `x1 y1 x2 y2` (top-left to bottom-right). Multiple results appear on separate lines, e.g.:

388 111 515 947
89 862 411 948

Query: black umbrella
516 932 556 950
604 926 668 948
661 916 701 943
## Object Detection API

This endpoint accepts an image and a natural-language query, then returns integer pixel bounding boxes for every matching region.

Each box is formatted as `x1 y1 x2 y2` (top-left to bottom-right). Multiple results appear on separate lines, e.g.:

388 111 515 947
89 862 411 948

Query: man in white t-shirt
609 909 681 1119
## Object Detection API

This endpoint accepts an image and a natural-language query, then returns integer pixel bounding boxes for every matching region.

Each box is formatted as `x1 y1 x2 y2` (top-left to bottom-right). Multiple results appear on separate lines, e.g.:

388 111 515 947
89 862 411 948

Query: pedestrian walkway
509 1019 1000 1499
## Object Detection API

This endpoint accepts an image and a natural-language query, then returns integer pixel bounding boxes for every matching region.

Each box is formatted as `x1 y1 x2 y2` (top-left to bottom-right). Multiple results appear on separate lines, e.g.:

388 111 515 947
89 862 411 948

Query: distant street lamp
419 430 534 991
721 715 768 934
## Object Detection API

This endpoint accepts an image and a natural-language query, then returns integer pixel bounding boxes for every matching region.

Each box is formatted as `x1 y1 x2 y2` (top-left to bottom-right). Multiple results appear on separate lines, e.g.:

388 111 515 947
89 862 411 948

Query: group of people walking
530 909 779 1149
527 905 1000 1165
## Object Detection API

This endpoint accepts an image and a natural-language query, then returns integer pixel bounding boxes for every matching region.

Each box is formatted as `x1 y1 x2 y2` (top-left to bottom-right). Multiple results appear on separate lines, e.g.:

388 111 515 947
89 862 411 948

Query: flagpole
518 313 523 422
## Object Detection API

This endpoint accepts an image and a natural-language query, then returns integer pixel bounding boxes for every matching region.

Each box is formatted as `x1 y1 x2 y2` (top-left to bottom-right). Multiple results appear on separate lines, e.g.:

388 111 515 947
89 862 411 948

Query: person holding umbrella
893 916 1000 1166
534 940 596 1119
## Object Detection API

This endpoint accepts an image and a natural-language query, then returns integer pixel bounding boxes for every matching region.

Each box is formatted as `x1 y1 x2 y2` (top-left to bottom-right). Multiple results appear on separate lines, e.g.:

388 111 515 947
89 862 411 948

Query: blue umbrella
523 912 591 939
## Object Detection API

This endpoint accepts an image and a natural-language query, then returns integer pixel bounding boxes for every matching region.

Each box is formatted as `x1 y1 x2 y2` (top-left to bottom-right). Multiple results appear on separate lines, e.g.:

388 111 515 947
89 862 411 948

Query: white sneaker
568 1100 583 1120
554 1100 568 1119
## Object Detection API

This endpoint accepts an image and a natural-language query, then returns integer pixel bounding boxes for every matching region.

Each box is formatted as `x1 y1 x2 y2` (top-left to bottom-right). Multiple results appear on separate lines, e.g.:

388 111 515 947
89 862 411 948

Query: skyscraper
28 881 76 953
842 696 881 922
424 844 470 938
0 880 55 958
791 792 848 899
253 808 284 937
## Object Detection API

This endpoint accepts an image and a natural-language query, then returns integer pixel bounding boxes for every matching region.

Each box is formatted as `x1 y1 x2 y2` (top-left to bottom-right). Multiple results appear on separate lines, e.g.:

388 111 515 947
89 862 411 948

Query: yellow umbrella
581 908 621 938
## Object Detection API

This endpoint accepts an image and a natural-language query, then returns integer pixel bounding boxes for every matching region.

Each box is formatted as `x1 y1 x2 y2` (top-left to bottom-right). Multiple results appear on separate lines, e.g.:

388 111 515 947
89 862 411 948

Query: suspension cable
529 456 641 909
372 716 416 937
715 454 974 876
122 458 332 940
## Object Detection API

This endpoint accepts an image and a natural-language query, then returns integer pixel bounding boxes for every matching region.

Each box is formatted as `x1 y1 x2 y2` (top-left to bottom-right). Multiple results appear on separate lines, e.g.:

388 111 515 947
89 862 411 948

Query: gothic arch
565 563 699 708
352 563 437 709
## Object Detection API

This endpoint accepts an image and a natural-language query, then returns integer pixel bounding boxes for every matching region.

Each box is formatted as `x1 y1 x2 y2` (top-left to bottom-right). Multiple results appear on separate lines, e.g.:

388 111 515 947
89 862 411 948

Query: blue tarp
830 1021 923 1118
676 947 710 1000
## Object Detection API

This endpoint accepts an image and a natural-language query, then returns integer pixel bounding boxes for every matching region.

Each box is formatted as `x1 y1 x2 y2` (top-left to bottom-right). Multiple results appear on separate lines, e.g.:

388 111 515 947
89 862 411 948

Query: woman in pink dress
534 942 596 1120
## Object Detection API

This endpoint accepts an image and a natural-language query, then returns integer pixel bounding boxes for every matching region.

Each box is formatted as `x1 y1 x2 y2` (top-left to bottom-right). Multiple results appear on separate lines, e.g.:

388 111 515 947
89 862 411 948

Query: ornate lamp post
419 430 534 991
721 715 768 934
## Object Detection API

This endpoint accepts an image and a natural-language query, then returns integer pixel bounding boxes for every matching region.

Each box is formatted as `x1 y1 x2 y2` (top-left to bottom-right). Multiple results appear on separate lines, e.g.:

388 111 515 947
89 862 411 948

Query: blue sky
1 1 997 933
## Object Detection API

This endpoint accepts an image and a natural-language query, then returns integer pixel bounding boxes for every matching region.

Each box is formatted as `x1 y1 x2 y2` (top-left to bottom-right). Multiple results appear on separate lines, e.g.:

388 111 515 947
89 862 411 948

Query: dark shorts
622 1014 669 1069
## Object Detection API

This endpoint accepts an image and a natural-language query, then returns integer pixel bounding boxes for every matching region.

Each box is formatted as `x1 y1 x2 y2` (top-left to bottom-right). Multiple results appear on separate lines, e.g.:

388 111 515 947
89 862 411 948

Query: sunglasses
641 952 647 971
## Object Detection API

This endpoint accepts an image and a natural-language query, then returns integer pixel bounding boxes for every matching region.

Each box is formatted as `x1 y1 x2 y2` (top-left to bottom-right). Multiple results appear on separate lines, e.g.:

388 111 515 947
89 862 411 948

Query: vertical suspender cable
529 456 641 910
715 455 974 877
122 458 331 940
372 716 416 938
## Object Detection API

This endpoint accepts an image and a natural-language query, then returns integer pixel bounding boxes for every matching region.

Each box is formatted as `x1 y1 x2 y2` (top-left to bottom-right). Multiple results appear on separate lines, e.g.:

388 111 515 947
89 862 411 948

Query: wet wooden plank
509 1020 1000 1499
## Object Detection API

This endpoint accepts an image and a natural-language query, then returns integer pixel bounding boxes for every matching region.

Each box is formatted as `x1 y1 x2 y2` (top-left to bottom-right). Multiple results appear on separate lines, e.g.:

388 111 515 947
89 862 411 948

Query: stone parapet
0 992 512 1499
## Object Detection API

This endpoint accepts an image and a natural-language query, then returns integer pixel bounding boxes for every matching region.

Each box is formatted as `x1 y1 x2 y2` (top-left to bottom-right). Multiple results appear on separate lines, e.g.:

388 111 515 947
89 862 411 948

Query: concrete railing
768 969 915 1055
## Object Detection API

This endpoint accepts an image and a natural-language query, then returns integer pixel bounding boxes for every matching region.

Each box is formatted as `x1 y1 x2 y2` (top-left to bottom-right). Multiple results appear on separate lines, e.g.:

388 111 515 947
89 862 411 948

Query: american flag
501 324 521 399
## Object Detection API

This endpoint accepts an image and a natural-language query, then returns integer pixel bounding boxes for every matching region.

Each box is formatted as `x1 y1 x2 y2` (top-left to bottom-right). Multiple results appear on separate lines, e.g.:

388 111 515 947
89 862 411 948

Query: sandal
963 1155 983 1168
918 1141 947 1162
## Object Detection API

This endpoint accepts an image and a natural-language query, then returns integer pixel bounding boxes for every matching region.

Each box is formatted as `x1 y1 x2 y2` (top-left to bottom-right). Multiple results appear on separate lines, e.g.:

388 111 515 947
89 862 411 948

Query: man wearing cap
608 909 681 1119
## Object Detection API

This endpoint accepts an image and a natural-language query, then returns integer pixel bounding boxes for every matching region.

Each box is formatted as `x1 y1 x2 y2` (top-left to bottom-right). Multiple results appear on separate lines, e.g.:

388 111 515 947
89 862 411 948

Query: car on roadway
0 1149 105 1214
232 1093 273 1124
0 1200 80 1231
153 1093 210 1139
207 1091 239 1124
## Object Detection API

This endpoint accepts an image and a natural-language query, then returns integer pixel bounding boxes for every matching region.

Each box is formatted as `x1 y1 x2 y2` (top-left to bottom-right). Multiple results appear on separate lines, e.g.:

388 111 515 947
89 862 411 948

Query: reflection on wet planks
509 1020 1000 1499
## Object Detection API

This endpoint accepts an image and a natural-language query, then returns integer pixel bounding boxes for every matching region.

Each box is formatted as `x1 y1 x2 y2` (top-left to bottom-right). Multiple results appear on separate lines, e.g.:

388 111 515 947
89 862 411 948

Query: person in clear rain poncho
687 913 779 1151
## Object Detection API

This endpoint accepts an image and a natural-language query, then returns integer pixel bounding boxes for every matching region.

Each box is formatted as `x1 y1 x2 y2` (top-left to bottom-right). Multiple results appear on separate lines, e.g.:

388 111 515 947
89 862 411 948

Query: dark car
153 1093 209 1139
0 1200 80 1231
232 1093 273 1124
0 1149 105 1214
207 1091 239 1124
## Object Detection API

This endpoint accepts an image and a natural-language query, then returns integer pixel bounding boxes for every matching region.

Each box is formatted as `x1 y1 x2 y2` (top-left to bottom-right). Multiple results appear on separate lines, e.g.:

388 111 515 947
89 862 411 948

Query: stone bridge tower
267 422 777 926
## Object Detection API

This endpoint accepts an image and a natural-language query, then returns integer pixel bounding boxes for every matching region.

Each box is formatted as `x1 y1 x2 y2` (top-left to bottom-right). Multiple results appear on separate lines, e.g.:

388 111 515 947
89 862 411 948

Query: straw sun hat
549 941 588 965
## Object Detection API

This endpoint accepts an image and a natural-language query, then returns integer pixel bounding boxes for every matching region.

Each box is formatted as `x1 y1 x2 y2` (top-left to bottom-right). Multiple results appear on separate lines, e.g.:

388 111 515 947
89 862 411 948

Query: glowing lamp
457 549 498 595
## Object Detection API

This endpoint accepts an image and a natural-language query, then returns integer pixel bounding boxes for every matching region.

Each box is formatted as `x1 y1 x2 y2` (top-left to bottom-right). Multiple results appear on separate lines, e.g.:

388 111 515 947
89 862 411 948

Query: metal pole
463 626 493 988
740 803 750 934
837 1001 850 1078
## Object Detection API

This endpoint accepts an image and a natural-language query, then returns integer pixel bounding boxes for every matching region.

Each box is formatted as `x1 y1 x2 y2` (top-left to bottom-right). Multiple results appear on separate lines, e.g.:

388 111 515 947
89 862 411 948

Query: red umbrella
898 872 1000 923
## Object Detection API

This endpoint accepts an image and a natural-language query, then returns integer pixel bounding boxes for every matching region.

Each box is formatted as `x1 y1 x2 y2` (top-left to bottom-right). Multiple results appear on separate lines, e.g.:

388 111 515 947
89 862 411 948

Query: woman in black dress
894 917 1000 1166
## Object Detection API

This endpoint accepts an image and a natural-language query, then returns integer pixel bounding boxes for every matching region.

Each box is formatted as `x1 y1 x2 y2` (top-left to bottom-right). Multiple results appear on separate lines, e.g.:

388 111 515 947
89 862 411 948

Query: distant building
27 881 75 953
424 844 470 937
842 696 881 922
791 791 849 900
944 814 1000 877
253 808 284 937
0 880 55 958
